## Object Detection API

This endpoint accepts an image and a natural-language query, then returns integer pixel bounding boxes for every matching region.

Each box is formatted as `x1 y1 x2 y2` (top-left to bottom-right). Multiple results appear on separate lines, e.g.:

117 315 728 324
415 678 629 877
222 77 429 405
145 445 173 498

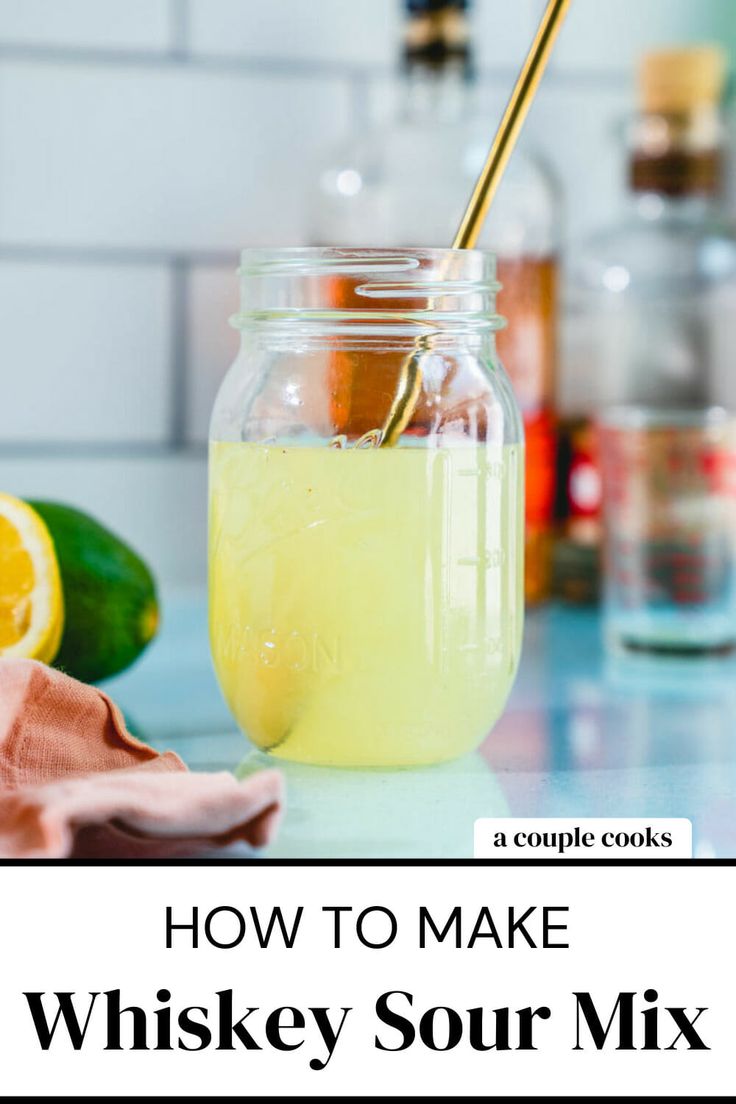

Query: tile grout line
169 258 190 450
0 40 632 91
0 41 376 79
0 243 238 267
169 0 191 60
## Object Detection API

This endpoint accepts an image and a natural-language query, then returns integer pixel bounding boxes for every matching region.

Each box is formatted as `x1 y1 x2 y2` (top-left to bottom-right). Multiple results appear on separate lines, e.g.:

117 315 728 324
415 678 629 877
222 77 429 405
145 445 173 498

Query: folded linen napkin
0 658 283 858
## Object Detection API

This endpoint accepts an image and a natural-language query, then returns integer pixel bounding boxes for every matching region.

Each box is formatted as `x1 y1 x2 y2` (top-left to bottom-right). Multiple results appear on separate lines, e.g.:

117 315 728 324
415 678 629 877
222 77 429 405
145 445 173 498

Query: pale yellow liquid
209 441 524 767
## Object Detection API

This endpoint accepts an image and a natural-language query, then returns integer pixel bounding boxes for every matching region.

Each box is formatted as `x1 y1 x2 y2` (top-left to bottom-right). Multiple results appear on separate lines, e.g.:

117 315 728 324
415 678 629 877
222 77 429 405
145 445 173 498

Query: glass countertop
106 591 736 859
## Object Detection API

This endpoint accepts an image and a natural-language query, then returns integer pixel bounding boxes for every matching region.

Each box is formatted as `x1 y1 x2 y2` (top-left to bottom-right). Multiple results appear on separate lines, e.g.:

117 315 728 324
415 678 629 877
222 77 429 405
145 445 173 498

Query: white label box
474 817 692 858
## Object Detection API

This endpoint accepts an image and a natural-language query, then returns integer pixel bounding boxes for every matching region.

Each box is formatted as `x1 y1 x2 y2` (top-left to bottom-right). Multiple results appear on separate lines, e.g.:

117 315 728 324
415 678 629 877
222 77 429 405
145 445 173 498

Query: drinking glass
599 406 736 655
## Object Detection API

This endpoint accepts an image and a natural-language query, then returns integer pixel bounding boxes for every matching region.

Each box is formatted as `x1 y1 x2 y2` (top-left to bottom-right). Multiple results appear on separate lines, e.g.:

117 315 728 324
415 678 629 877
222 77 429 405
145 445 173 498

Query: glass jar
209 247 524 768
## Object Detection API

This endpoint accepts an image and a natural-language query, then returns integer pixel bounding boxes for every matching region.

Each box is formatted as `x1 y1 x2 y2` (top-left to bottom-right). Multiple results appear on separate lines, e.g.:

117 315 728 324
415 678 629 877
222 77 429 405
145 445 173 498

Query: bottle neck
400 2 474 122
400 59 475 123
627 106 724 200
627 190 719 224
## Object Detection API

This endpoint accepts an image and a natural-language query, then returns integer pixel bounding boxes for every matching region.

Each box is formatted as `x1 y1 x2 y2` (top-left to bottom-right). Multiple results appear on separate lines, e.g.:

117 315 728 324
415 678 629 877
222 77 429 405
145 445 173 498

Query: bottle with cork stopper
556 43 736 605
632 45 727 198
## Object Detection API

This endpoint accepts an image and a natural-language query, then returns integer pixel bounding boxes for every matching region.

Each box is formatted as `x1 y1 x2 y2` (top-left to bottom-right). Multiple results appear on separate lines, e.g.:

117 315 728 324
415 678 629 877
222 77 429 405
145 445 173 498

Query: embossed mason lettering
228 625 342 673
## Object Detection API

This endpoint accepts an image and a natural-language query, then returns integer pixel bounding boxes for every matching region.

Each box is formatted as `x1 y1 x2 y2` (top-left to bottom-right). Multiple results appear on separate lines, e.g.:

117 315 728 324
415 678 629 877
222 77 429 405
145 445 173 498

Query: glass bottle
309 0 560 606
560 45 736 602
209 247 524 768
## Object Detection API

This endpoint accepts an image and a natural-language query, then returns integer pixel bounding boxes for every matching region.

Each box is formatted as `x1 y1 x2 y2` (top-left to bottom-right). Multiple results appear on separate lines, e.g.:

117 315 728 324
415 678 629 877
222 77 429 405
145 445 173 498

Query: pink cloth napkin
0 658 284 858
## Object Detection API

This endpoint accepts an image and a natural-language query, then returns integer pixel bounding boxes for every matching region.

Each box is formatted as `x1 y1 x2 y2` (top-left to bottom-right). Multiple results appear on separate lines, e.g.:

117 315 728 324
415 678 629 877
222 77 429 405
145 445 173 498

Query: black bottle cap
405 0 469 12
403 0 472 72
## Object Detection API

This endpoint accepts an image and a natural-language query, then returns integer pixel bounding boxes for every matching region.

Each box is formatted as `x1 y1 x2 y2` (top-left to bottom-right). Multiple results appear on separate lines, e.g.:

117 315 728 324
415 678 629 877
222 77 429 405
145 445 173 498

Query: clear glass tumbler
208 248 524 767
599 406 736 655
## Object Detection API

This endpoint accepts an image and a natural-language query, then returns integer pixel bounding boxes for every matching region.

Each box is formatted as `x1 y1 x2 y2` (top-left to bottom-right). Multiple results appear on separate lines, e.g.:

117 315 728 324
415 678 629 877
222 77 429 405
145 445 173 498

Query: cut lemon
0 493 64 663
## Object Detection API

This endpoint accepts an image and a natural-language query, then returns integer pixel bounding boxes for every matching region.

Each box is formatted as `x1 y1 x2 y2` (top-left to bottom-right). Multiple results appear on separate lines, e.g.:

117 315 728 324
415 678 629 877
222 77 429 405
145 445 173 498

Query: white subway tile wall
0 61 350 250
0 0 732 587
188 0 401 67
0 259 172 443
0 0 172 52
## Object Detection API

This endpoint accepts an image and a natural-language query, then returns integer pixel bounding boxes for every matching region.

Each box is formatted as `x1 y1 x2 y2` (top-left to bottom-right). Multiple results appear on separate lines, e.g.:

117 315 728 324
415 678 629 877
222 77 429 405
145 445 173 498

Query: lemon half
0 493 64 663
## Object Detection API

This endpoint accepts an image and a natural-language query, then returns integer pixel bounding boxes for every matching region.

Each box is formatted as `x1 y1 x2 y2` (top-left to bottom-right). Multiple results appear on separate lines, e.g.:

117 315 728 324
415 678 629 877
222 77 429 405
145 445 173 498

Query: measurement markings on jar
458 636 503 656
456 547 506 569
458 458 505 481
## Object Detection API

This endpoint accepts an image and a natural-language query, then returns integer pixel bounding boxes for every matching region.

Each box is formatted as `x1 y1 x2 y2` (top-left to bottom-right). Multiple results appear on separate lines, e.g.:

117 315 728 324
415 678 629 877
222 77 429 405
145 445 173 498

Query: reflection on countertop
237 751 508 858
106 591 736 858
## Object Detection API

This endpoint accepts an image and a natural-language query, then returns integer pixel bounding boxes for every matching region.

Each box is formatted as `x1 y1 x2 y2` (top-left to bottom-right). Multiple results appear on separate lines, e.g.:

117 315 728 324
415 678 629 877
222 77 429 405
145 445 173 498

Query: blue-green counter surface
106 593 736 858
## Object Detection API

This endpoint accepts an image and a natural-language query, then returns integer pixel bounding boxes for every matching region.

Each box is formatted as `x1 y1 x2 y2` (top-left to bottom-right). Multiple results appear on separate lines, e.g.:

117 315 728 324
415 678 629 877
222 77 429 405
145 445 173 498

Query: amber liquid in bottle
496 254 558 605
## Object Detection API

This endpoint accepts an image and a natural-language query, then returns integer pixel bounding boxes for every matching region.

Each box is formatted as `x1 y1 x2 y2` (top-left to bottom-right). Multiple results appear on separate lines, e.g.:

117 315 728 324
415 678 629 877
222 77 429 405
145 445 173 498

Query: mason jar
209 247 524 767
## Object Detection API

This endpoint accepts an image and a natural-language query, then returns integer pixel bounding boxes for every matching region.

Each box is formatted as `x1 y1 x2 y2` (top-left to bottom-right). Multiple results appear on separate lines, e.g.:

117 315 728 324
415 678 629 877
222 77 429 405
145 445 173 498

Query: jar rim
233 246 502 333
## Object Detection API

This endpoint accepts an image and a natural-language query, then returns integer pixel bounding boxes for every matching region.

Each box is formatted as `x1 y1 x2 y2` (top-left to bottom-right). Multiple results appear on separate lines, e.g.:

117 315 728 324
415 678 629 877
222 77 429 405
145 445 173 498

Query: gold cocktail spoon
379 0 572 447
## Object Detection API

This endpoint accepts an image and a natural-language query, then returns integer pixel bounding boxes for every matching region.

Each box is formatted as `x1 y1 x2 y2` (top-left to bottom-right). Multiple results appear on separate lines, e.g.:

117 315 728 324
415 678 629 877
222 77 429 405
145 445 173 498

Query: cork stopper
638 45 727 114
